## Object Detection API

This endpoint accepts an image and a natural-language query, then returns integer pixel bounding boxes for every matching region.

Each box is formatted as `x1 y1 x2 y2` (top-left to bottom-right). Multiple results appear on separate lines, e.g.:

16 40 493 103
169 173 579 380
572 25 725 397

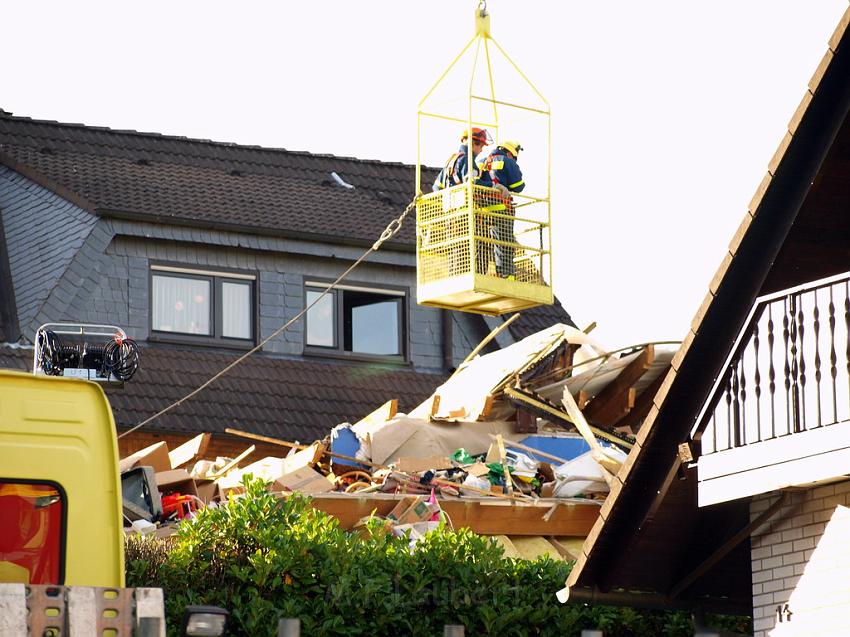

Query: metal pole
278 618 301 637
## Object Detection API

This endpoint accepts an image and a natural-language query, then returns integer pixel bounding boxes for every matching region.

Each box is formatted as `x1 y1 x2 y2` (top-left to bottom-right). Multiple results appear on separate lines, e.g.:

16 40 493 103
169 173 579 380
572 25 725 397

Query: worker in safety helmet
479 140 525 279
432 127 493 191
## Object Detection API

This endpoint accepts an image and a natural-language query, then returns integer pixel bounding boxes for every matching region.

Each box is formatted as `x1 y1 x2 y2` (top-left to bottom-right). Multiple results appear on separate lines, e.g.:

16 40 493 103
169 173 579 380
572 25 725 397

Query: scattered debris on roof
120 320 676 547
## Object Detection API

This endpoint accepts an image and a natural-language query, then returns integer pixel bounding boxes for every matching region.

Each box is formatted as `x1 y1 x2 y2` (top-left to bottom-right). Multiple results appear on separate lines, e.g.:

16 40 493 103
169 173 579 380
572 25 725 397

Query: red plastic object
161 493 198 520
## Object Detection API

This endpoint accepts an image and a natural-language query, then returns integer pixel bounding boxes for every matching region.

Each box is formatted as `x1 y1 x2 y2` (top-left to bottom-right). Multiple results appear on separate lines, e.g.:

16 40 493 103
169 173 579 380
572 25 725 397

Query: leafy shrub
126 476 750 636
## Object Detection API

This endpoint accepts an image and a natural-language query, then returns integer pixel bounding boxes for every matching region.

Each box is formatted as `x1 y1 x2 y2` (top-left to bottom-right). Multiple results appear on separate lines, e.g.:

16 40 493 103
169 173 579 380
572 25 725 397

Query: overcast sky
4 1 847 350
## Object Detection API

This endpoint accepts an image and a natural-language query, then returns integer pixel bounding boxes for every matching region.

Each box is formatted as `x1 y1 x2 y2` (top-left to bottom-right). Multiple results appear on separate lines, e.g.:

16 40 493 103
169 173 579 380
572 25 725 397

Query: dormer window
304 280 406 362
150 264 255 347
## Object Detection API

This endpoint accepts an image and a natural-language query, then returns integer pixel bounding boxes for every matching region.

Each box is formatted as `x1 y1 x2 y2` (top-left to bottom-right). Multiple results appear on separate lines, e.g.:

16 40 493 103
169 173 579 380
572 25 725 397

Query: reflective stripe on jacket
479 150 524 193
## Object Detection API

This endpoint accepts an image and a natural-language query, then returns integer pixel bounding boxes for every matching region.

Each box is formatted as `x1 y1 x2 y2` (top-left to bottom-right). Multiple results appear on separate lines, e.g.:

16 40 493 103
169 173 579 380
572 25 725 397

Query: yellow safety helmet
499 140 523 158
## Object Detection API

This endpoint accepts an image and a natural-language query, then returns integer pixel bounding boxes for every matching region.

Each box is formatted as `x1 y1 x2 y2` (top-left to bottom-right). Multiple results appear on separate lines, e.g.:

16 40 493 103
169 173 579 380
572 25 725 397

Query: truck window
0 481 65 584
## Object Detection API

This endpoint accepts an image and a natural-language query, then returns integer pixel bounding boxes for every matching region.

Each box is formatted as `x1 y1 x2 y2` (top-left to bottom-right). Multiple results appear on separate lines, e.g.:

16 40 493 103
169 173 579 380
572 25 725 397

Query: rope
118 197 419 439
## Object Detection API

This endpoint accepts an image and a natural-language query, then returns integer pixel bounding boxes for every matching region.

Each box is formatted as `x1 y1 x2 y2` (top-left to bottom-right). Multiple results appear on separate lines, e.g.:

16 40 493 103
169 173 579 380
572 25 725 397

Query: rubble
119 320 676 550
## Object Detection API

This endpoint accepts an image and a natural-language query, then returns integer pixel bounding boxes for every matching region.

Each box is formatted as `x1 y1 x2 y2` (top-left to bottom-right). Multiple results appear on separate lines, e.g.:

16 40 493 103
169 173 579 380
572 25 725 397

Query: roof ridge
0 110 415 169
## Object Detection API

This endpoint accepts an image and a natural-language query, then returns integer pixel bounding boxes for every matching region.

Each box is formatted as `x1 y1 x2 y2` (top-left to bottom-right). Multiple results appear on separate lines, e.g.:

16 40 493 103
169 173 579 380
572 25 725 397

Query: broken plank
209 445 256 478
587 387 636 427
224 427 388 470
490 434 570 465
503 386 634 450
612 365 669 433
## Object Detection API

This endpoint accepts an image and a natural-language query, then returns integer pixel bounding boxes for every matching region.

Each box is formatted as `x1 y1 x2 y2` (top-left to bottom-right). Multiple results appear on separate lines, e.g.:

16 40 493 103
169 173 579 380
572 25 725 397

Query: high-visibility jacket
432 144 491 191
479 149 525 193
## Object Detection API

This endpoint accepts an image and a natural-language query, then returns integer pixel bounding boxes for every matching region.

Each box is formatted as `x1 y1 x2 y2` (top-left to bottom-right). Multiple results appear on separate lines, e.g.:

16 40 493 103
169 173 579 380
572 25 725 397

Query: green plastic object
451 448 476 465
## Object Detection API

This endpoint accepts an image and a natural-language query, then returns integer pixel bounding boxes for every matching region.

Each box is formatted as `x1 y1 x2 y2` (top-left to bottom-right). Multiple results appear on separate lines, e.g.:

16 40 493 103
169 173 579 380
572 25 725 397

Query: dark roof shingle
0 112 428 246
0 344 444 442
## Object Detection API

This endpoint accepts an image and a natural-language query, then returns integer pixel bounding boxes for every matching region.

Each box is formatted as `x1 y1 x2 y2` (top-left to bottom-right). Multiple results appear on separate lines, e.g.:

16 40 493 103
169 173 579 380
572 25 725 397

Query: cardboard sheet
396 455 453 473
379 418 522 466
155 468 199 497
120 441 172 474
352 415 418 465
216 443 327 494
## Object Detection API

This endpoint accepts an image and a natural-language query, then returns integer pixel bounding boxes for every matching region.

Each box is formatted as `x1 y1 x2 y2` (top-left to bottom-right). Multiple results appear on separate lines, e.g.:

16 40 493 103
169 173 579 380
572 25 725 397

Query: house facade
0 111 572 457
564 6 850 637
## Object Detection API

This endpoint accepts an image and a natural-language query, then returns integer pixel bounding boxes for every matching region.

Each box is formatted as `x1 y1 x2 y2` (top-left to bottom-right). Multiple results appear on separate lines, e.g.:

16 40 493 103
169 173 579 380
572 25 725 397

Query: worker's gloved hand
495 183 510 198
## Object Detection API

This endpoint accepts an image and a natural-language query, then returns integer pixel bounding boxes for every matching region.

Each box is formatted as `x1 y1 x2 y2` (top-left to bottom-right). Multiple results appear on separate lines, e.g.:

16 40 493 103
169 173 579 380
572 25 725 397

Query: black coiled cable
103 338 140 382
37 330 64 375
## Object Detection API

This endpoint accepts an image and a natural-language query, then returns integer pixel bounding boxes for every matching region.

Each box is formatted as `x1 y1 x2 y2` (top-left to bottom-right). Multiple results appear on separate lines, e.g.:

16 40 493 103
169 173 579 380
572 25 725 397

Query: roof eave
568 9 850 601
97 207 416 253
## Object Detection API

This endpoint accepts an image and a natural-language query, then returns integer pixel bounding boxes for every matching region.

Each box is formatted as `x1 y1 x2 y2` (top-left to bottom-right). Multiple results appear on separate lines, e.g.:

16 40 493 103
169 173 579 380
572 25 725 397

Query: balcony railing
695 271 850 455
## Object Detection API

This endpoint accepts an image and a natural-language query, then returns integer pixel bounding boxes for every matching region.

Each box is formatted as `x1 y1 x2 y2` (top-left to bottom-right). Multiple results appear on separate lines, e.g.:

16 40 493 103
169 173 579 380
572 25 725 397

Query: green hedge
126 477 750 636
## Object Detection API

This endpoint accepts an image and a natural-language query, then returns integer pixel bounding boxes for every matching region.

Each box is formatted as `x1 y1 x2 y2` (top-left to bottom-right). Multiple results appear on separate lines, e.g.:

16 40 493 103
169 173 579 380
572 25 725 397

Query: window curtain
152 276 210 335
222 282 251 339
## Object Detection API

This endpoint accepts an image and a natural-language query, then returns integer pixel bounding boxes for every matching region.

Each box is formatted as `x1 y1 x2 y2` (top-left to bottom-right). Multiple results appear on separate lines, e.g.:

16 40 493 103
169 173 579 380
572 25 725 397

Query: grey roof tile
0 344 442 441
0 113 428 247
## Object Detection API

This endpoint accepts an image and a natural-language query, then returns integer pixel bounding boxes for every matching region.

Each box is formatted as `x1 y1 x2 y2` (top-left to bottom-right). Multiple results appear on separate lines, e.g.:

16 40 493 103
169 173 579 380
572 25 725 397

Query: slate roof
0 344 444 442
508 296 575 338
0 111 422 247
0 110 574 341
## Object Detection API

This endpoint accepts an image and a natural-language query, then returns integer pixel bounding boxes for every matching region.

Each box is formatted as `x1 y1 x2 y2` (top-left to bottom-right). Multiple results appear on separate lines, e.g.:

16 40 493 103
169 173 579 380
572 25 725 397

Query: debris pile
120 322 675 539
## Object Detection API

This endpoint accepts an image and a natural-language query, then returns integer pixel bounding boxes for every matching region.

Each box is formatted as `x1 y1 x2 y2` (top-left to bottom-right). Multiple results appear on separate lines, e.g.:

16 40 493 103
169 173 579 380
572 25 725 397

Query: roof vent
39 147 53 155
330 172 355 190
230 169 243 177
136 158 151 165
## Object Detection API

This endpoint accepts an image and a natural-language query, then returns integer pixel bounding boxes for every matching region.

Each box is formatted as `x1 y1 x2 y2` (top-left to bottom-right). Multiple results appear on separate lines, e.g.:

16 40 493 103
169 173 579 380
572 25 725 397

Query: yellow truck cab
0 368 225 636
0 369 125 587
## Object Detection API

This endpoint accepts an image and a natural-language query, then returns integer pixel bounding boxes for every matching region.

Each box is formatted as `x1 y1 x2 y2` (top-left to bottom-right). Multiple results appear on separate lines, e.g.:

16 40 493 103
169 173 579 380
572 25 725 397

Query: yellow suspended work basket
416 2 553 316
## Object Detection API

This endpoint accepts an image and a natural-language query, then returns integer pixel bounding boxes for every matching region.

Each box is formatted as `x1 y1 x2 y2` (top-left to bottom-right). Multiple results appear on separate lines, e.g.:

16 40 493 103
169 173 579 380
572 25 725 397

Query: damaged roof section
118 322 675 543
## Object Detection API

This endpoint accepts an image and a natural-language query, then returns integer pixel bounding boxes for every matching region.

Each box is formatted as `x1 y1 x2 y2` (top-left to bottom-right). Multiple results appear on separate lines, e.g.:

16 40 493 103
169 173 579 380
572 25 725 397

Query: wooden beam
613 365 669 434
489 434 570 465
503 386 634 450
308 493 601 536
584 345 655 425
209 445 256 478
224 427 388 470
587 388 636 427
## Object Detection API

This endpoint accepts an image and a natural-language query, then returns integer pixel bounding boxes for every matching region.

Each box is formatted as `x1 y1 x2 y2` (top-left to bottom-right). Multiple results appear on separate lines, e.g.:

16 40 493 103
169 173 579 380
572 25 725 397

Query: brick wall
750 480 850 636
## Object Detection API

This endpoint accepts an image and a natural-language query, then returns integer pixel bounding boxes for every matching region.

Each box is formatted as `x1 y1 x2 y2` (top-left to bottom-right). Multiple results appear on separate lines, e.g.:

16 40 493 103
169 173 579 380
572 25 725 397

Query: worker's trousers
491 201 516 278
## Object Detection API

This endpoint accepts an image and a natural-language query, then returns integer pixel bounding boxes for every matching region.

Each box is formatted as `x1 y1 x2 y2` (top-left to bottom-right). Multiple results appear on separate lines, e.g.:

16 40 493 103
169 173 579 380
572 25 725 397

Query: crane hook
478 0 487 17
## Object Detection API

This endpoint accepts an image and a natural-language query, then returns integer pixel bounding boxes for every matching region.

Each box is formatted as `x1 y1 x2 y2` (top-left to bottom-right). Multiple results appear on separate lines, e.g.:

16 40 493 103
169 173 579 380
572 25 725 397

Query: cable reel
34 323 140 385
